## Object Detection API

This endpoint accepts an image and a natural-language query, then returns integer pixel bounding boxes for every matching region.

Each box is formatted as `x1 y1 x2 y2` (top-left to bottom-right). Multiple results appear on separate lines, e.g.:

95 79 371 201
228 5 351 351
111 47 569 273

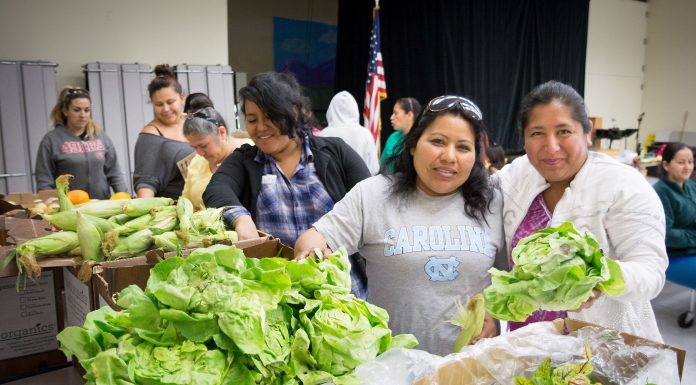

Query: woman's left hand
570 289 603 312
471 312 497 344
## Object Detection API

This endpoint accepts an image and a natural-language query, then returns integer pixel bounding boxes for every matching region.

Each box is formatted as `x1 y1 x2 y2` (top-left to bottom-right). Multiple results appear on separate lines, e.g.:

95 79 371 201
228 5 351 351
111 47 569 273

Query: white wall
642 0 696 144
585 0 648 152
0 0 228 91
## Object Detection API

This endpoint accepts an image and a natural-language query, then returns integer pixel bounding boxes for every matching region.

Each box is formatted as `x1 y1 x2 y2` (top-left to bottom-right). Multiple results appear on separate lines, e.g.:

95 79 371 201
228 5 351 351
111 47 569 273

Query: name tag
262 174 277 185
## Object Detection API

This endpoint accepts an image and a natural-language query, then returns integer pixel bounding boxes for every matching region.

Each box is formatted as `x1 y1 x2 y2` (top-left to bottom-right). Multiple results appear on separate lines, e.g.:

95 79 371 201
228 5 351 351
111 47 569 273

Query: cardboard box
553 318 686 379
0 190 57 217
0 269 68 380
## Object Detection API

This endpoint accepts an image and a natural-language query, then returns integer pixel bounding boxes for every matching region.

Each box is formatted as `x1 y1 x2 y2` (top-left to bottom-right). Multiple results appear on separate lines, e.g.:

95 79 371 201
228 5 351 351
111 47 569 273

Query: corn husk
448 293 486 353
122 197 174 217
148 206 178 235
176 197 194 234
108 213 131 225
56 174 73 212
152 231 185 252
109 213 153 237
43 211 116 233
190 207 226 235
6 231 80 279
76 212 104 262
105 229 154 259
75 199 128 218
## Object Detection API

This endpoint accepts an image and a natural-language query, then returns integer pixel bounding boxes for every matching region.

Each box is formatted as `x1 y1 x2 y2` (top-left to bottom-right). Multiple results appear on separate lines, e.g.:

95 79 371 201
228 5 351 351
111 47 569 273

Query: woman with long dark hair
295 95 504 355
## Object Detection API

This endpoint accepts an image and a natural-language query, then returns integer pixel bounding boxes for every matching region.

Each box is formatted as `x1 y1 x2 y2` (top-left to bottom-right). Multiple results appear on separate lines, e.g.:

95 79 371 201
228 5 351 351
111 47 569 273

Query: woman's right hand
294 228 331 261
233 214 259 240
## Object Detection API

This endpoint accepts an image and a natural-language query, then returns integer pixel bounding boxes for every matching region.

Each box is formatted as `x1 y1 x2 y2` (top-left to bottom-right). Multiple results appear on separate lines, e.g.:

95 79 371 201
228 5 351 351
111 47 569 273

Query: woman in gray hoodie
35 87 127 199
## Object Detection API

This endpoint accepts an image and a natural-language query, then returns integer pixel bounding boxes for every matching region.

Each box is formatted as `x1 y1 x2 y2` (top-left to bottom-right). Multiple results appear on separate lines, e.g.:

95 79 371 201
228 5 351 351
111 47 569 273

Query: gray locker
0 60 56 194
84 63 152 194
176 64 238 129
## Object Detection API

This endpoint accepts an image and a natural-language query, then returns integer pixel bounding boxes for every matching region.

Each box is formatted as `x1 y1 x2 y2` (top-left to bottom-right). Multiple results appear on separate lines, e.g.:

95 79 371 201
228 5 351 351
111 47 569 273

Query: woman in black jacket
204 72 370 246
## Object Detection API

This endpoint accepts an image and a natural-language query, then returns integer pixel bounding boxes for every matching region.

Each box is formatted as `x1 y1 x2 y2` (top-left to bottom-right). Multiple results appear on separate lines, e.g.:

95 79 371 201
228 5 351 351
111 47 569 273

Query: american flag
363 4 387 144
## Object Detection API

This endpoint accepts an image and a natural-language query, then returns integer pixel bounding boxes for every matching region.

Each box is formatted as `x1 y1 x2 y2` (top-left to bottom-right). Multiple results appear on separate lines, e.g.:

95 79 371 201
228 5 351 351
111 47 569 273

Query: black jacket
203 136 370 217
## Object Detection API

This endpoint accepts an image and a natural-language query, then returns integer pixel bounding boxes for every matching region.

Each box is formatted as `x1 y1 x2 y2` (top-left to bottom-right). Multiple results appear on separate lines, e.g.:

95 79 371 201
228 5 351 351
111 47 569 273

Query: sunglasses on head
186 109 222 127
66 87 89 96
424 95 483 122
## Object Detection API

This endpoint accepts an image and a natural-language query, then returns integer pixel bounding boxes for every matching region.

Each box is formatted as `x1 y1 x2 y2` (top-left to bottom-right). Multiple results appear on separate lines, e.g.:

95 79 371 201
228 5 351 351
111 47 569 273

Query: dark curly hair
389 96 495 223
238 72 310 139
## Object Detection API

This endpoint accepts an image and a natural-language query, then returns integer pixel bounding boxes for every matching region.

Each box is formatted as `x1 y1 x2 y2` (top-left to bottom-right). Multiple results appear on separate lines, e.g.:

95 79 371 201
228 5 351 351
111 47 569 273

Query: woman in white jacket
495 80 667 341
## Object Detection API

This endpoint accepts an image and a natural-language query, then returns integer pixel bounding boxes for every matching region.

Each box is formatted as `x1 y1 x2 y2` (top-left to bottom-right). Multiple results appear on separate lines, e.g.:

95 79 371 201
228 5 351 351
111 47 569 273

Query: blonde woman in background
182 107 252 211
133 64 193 198
35 87 127 199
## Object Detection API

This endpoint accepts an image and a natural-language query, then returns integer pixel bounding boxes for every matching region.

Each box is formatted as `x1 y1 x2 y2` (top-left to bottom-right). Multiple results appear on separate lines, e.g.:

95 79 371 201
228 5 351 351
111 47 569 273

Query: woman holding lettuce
495 81 667 341
295 95 505 356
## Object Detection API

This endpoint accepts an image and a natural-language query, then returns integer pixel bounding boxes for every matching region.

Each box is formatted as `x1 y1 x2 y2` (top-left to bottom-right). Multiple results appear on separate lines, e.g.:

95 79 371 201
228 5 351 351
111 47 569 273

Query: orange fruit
67 189 90 205
111 192 132 200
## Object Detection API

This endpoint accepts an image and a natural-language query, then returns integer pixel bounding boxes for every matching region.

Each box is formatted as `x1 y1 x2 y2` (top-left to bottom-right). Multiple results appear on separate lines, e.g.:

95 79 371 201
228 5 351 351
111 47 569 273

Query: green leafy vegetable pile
57 244 417 385
484 222 625 322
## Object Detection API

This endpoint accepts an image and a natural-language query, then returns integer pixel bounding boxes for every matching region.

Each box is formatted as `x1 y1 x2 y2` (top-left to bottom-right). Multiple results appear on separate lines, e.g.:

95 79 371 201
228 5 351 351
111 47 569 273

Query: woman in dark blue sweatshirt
35 87 127 199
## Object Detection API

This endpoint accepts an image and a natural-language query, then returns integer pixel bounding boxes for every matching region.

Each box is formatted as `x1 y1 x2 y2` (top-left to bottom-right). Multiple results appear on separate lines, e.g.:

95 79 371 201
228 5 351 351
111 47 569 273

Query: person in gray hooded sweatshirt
35 87 127 199
320 91 379 175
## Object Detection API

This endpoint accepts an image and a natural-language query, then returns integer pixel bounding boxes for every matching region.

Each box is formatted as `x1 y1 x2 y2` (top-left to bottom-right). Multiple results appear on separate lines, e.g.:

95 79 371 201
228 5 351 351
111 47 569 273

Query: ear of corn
13 231 80 279
56 174 74 212
106 229 154 260
149 206 178 235
122 197 174 217
108 213 131 225
110 213 153 237
43 211 115 233
190 207 226 235
76 212 104 262
176 197 194 234
152 231 185 252
448 293 486 352
75 199 128 218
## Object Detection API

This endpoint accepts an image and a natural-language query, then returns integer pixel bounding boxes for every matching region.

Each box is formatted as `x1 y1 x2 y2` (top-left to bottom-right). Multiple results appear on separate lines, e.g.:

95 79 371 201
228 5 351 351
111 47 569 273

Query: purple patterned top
508 193 567 331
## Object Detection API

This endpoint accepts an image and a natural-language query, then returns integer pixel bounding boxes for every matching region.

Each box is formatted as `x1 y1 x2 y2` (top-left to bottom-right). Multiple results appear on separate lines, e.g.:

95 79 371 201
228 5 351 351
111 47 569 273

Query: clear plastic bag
355 321 680 385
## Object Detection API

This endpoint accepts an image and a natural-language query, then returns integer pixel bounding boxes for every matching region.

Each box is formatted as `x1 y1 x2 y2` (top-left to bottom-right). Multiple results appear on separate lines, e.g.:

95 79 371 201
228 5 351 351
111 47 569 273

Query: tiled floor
652 281 696 384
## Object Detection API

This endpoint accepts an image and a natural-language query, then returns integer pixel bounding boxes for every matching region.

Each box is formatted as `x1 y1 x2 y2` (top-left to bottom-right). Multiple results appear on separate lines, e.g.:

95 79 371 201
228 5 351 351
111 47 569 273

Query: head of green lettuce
57 244 417 385
483 222 625 322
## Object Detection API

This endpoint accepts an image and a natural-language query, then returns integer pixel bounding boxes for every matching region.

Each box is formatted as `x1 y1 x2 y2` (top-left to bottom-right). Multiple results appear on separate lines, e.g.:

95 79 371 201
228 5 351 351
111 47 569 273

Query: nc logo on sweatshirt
424 256 460 281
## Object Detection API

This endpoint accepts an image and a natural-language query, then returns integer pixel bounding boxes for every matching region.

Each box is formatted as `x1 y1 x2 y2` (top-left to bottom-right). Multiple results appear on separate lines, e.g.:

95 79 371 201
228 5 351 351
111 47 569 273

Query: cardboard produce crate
0 190 57 218
0 269 68 381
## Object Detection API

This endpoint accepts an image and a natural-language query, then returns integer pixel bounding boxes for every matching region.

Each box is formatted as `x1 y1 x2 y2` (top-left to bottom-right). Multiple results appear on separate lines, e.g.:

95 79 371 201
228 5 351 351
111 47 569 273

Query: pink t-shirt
508 193 567 331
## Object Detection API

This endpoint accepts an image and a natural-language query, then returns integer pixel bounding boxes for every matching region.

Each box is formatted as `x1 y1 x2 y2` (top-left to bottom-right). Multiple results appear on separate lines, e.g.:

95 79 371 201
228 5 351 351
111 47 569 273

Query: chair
665 256 696 328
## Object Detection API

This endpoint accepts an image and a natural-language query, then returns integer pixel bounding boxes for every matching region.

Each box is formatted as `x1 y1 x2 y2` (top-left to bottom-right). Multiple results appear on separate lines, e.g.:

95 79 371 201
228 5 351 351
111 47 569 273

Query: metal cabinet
0 60 57 194
176 64 239 130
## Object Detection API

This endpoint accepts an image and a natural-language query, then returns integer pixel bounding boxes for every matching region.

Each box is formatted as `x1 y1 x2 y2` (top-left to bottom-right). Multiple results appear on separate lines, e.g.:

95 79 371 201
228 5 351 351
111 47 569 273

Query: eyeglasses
423 95 483 122
186 109 223 127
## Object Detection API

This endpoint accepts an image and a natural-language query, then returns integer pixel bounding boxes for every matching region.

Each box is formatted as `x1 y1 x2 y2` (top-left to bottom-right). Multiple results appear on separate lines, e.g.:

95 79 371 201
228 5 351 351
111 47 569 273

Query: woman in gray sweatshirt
35 87 127 199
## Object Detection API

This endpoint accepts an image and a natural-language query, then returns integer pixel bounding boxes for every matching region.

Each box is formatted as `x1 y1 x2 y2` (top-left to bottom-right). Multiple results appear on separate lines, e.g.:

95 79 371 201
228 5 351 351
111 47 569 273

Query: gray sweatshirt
35 124 128 199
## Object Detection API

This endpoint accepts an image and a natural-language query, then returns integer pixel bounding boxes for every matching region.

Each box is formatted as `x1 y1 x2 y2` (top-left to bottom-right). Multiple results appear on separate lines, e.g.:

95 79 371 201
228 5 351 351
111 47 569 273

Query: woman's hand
570 289 603 312
233 215 259 240
136 187 155 198
470 312 498 344
294 228 330 261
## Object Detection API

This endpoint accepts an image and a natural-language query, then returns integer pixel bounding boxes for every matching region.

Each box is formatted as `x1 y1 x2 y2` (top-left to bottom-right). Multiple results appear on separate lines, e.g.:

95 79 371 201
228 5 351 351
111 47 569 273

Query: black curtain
335 0 589 152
